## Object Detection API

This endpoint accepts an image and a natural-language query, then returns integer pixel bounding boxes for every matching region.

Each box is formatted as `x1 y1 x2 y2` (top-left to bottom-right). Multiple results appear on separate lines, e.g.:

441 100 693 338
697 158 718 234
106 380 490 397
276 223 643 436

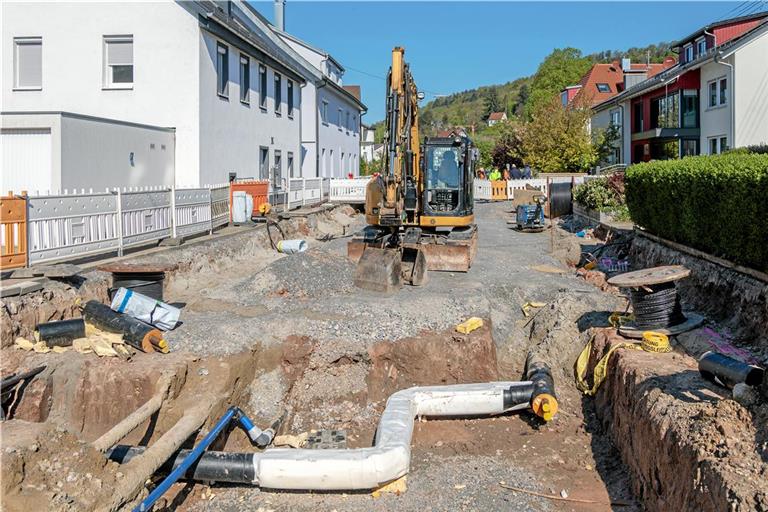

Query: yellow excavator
348 47 478 293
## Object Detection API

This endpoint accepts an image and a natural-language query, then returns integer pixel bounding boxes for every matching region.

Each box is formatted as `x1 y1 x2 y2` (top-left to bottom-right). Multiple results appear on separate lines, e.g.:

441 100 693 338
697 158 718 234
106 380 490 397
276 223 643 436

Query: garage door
1 129 52 195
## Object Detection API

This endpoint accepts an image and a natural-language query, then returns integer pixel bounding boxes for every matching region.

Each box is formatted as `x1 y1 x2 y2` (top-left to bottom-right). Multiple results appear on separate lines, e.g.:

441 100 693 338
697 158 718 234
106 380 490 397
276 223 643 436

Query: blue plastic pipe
134 407 242 512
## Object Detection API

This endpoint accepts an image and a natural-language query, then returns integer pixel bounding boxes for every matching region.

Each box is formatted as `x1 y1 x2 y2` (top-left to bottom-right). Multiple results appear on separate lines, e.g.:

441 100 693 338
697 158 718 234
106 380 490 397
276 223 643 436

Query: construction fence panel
329 178 369 203
28 191 119 265
0 193 28 269
210 185 230 229
286 179 305 210
120 189 171 248
322 178 331 200
473 179 492 201
506 178 548 200
174 187 213 238
304 178 323 206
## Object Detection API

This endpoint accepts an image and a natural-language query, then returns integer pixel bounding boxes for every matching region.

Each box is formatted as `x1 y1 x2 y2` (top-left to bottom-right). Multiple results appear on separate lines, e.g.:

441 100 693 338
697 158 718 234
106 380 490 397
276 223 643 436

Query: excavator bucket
353 247 403 293
353 246 429 293
401 246 428 286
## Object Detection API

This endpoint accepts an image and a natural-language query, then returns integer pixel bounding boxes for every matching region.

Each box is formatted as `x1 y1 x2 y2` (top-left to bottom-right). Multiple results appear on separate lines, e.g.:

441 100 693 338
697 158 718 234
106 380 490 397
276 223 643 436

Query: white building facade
1 1 314 190
276 31 366 179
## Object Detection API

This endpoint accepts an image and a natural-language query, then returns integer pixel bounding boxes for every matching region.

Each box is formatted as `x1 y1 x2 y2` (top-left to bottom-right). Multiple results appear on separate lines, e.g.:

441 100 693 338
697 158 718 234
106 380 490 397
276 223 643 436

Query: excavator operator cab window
425 145 463 212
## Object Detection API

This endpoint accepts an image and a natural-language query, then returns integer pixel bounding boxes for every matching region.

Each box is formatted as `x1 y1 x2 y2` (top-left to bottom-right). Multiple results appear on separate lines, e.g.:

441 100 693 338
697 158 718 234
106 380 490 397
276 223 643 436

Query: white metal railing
27 184 228 265
285 177 325 210
329 177 370 203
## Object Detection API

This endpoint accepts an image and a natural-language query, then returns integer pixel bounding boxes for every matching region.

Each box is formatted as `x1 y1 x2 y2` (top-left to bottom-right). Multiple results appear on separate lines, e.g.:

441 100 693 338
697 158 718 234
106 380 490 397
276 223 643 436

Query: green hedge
625 153 768 271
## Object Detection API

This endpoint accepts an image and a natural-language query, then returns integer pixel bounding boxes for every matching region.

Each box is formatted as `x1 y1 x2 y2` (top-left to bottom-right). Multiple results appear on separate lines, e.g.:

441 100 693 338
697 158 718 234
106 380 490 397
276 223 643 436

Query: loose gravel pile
237 248 356 300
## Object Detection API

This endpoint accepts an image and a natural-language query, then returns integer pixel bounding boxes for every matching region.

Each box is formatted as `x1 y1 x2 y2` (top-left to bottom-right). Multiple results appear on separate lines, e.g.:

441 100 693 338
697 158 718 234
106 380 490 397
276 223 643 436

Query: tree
521 95 597 173
523 48 591 119
490 122 525 170
593 123 622 165
483 88 502 119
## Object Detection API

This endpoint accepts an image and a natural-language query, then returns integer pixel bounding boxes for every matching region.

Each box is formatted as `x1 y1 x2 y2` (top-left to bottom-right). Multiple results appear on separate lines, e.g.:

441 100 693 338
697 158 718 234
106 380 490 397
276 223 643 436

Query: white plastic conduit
252 381 532 490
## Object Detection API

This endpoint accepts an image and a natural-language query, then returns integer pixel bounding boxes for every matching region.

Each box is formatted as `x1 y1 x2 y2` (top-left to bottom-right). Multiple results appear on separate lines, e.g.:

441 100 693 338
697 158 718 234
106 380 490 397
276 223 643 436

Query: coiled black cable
629 281 685 329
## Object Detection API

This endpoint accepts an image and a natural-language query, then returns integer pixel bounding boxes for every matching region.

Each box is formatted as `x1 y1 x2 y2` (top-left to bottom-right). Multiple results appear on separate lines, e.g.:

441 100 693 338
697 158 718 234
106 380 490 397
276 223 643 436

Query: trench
3 202 766 511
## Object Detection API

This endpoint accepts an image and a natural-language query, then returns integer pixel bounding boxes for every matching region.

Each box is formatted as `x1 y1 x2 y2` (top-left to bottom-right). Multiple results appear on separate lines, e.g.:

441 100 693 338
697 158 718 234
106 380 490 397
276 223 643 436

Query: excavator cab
422 137 476 218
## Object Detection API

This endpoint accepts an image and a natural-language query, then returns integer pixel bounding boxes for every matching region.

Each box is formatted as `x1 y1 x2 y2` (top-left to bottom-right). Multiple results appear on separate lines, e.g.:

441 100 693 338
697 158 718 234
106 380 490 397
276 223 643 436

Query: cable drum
628 282 686 330
548 181 573 218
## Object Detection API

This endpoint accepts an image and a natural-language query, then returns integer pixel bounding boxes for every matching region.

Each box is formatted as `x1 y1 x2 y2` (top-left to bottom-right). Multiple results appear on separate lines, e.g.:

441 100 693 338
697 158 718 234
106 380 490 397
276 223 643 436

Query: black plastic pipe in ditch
108 445 256 484
699 351 765 389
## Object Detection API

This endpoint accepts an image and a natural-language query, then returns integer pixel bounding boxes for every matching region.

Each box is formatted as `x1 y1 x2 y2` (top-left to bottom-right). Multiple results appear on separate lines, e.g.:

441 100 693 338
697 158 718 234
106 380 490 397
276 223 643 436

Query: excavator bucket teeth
401 247 428 286
353 247 403 294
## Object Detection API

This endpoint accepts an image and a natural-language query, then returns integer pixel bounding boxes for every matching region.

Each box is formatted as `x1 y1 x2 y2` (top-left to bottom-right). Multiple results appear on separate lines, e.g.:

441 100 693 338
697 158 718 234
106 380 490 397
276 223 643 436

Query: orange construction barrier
491 180 508 201
229 180 269 221
0 191 28 270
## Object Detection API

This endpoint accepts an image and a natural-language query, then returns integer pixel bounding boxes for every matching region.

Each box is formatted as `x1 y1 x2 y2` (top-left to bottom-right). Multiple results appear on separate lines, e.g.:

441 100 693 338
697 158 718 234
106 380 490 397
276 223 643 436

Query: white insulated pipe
252 381 531 490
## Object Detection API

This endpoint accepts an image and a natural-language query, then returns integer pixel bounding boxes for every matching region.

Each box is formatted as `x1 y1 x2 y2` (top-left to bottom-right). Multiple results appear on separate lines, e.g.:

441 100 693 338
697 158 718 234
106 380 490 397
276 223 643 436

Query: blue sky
249 1 756 121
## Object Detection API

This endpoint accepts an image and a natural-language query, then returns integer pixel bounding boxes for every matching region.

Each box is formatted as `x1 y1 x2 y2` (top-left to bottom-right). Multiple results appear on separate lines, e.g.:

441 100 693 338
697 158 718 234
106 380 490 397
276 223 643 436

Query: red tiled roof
342 85 361 100
488 112 506 121
571 59 676 106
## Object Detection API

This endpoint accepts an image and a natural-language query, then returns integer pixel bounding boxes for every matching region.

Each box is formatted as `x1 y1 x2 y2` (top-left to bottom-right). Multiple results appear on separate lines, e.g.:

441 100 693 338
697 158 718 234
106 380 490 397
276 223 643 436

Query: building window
104 35 133 88
681 90 698 128
239 54 250 104
632 102 644 133
696 38 707 56
274 73 282 114
353 115 358 134
651 93 680 129
259 147 269 180
273 150 282 188
330 149 334 175
288 152 295 178
216 42 228 97
610 110 621 127
338 109 343 130
719 78 727 106
341 152 345 174
682 139 698 157
346 111 350 133
321 101 329 125
684 44 693 62
708 77 727 107
287 79 294 117
13 37 42 90
709 136 728 155
259 65 267 109
596 83 611 93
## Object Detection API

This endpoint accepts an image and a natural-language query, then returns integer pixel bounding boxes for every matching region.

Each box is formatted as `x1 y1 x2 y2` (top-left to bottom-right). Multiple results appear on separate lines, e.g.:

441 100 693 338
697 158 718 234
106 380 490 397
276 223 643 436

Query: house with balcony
591 12 768 164
564 58 675 165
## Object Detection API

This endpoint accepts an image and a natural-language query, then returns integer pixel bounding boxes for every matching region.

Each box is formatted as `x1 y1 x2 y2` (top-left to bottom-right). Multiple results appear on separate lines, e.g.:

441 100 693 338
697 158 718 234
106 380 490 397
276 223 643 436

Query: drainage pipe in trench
110 381 539 491
92 374 173 452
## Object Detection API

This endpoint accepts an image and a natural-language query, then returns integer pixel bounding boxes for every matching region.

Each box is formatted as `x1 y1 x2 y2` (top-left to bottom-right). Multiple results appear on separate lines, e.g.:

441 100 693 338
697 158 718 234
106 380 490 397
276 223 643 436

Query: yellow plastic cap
532 394 558 422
